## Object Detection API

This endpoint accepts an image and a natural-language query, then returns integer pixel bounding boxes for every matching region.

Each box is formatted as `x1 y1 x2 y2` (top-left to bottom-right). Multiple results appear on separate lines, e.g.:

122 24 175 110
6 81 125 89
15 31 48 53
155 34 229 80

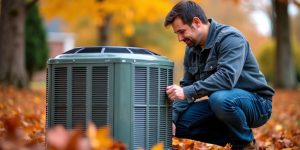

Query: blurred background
0 0 300 89
1 0 300 149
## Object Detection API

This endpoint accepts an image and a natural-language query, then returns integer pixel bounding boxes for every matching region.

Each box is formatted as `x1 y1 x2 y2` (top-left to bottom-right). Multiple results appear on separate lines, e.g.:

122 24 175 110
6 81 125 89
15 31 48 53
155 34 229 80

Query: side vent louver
92 66 109 127
133 67 173 149
133 67 147 149
166 69 173 148
148 68 159 148
72 67 87 130
159 68 167 145
46 68 49 130
53 67 67 126
51 66 110 130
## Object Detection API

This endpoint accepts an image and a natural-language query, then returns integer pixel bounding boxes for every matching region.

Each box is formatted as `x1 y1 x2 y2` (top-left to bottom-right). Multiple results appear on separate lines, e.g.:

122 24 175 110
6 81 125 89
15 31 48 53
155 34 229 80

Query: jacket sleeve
172 48 193 123
183 34 247 100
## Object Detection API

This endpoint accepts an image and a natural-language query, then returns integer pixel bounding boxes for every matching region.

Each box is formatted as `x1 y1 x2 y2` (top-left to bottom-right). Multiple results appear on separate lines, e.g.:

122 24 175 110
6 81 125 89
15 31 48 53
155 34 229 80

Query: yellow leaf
275 124 283 131
123 24 134 37
151 143 164 150
87 122 99 148
34 96 40 104
87 122 113 149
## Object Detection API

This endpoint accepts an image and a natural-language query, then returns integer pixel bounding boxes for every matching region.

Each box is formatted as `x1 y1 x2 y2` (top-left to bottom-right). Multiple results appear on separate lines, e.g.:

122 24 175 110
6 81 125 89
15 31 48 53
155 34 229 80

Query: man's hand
166 84 186 101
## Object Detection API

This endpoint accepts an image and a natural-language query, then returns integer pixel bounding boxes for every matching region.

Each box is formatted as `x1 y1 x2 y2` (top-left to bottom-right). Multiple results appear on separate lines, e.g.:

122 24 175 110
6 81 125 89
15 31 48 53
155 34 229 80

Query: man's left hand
166 84 186 101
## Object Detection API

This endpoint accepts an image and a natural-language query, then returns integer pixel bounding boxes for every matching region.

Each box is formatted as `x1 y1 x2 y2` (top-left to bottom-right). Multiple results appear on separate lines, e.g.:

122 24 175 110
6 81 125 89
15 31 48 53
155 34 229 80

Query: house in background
32 32 75 81
48 32 75 58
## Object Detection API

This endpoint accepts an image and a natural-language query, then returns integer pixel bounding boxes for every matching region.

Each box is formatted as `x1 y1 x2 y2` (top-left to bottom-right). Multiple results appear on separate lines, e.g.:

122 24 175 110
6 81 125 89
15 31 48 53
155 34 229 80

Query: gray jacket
173 19 275 123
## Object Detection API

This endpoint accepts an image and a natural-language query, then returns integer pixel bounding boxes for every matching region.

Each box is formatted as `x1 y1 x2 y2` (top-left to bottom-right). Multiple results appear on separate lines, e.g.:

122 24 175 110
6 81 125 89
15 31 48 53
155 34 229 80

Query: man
165 1 274 150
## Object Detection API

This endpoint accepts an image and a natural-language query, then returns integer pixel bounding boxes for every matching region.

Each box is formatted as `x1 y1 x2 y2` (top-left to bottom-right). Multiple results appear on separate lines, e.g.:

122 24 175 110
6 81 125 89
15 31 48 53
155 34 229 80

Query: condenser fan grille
63 46 159 55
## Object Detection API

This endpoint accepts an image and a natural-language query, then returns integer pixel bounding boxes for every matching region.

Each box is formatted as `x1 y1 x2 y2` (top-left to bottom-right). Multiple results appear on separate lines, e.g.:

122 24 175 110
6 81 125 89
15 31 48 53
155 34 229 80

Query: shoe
242 140 259 150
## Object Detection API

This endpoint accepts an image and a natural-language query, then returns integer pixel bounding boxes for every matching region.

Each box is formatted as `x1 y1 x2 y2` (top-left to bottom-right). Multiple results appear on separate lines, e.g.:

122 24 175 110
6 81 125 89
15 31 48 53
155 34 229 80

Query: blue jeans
175 88 272 149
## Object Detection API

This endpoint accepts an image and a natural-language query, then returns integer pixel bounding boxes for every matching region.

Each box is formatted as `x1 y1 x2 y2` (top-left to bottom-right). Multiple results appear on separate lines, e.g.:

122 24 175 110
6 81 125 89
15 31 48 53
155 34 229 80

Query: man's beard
184 38 197 47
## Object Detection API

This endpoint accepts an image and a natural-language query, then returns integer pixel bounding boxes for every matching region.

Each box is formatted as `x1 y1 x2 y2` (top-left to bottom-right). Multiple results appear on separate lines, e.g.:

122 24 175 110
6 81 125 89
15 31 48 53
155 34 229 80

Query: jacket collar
204 18 217 50
190 18 216 54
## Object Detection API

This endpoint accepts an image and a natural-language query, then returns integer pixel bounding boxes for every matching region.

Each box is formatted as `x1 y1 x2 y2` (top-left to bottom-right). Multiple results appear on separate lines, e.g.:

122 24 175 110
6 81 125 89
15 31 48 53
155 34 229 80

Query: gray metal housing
46 46 174 149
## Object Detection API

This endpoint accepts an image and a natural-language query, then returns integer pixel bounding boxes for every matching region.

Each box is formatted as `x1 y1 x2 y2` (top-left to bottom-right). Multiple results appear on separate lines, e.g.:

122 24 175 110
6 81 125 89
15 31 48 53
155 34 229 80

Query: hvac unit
46 46 174 149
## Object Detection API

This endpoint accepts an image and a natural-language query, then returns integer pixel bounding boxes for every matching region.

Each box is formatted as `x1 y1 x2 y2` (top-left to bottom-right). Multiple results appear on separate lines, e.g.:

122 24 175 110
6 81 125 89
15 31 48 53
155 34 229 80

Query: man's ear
192 17 202 28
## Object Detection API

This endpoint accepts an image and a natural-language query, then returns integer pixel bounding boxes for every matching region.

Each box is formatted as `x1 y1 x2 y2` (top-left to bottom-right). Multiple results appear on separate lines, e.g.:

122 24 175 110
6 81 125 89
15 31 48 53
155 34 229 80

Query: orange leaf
151 143 163 150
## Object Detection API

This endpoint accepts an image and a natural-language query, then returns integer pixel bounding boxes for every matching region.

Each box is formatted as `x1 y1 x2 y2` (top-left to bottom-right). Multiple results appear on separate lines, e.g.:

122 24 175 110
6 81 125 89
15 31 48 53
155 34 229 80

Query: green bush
25 4 49 80
258 39 300 83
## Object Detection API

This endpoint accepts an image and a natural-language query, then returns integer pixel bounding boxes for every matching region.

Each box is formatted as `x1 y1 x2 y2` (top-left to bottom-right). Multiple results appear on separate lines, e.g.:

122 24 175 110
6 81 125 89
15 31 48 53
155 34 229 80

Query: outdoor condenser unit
46 46 174 149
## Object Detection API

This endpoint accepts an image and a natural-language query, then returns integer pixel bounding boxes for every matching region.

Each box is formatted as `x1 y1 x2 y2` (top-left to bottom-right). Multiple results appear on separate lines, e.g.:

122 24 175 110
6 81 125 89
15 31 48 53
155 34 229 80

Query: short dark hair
164 1 208 27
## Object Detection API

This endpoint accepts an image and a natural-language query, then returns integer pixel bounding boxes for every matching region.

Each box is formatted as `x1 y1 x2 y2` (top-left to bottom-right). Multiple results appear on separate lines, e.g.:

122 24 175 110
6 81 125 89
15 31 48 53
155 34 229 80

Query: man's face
171 17 200 47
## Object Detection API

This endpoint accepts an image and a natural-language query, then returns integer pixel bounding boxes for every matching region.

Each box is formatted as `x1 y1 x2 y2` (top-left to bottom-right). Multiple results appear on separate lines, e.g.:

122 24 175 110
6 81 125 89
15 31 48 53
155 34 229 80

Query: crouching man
165 1 274 149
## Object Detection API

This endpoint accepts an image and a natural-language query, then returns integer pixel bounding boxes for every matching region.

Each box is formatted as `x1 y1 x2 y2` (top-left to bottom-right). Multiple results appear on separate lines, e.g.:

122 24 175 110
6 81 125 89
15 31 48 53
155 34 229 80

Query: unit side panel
133 64 173 150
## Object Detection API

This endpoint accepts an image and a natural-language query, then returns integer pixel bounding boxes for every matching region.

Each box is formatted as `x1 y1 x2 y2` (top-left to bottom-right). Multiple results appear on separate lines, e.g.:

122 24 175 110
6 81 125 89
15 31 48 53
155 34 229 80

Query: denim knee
209 90 228 109
209 90 235 119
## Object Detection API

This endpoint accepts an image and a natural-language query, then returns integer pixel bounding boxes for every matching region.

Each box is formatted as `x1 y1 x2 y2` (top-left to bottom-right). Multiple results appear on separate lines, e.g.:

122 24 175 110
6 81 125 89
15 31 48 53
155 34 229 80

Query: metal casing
46 46 174 149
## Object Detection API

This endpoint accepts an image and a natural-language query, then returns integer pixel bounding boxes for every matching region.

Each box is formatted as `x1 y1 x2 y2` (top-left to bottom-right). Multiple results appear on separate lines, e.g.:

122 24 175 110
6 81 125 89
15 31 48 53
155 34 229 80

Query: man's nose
178 35 184 41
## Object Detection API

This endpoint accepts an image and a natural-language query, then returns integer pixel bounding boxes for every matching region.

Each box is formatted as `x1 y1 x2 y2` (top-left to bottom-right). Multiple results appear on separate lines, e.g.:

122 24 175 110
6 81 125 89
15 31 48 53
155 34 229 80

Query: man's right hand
172 122 176 136
166 84 186 101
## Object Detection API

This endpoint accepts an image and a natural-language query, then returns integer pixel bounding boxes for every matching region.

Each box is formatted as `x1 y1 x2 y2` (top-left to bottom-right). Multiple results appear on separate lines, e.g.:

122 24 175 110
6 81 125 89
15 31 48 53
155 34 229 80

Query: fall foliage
0 85 300 149
40 0 175 37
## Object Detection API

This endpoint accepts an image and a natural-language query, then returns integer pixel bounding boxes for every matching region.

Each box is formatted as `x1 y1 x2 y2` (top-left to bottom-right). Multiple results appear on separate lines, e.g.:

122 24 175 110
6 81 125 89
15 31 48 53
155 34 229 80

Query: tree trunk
274 0 297 88
0 0 28 88
98 14 112 45
271 0 276 38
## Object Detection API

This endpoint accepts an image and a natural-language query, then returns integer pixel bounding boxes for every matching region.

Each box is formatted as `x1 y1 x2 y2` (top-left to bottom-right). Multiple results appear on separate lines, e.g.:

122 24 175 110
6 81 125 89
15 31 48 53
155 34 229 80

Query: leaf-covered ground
0 85 299 149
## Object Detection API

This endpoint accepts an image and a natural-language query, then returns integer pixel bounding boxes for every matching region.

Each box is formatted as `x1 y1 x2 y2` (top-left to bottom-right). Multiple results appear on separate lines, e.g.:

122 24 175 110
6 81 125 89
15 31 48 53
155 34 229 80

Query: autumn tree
0 0 28 88
272 0 298 88
40 0 174 45
236 0 299 88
